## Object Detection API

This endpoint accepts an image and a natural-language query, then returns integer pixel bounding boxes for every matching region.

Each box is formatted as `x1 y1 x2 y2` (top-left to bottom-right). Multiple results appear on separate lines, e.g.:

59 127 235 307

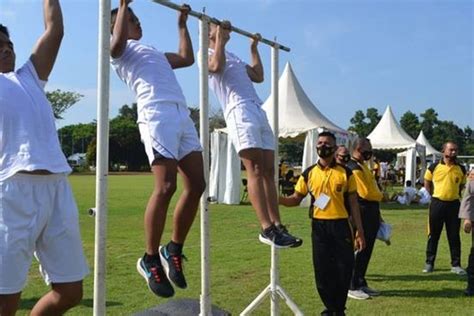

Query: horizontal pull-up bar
150 0 291 52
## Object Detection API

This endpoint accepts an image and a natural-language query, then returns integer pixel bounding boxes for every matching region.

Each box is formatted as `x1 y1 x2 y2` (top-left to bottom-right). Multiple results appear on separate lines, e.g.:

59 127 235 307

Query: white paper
314 193 330 210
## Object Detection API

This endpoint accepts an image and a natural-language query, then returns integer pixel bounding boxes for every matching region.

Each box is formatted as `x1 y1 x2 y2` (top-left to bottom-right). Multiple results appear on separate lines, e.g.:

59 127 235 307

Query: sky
1 0 472 130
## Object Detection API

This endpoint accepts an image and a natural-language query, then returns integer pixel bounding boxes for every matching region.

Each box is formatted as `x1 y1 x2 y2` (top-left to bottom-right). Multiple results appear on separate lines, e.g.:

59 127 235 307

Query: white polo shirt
0 61 71 181
208 49 262 118
111 40 187 123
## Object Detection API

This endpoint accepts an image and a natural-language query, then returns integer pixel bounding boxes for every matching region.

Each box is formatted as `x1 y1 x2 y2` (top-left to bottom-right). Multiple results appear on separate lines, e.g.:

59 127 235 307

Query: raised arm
110 0 132 59
30 0 64 81
165 4 194 69
246 34 264 83
208 22 230 73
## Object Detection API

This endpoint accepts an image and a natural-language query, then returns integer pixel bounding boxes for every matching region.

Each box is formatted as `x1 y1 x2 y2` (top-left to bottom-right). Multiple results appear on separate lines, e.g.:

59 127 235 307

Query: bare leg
172 151 206 243
145 159 178 255
30 281 83 316
262 149 281 225
0 293 21 316
240 148 273 229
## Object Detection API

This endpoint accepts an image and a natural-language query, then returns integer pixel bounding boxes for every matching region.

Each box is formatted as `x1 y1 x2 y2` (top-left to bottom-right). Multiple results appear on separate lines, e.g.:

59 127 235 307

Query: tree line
50 90 472 170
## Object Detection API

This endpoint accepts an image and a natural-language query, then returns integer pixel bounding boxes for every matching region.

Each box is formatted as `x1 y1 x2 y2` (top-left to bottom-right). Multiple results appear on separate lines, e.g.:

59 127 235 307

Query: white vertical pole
270 43 280 316
199 17 211 316
93 1 111 315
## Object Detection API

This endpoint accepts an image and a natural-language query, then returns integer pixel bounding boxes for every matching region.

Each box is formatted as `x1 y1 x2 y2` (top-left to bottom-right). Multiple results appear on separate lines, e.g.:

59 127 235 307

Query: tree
419 108 439 140
400 111 420 139
348 107 381 137
46 89 83 119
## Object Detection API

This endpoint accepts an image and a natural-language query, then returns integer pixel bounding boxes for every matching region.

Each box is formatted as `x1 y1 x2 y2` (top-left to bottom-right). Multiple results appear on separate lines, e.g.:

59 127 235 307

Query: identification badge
314 193 330 210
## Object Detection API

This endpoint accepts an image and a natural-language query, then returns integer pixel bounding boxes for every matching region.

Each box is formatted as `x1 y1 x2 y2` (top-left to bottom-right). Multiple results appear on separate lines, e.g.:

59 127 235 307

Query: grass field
18 174 472 315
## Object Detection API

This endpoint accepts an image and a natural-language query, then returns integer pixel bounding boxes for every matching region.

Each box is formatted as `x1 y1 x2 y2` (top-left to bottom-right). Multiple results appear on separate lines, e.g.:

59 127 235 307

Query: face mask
340 155 350 163
445 154 457 161
317 145 335 158
362 150 373 161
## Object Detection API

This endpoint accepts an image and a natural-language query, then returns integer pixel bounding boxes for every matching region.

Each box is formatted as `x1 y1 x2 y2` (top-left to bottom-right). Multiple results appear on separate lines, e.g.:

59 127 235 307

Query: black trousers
312 219 354 314
467 232 474 281
350 200 380 290
425 198 461 267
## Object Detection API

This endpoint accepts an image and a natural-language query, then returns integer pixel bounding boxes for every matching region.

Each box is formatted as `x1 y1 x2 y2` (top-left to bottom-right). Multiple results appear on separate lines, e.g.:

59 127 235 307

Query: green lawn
18 174 472 315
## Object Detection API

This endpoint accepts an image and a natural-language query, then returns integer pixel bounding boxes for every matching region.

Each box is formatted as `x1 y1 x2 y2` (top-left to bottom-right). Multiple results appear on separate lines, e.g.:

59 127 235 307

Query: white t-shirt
418 187 431 205
0 61 71 181
208 49 262 117
111 40 187 123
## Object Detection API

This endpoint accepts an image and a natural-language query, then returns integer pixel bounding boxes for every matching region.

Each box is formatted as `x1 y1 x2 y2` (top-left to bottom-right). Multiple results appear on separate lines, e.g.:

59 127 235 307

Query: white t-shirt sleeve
18 60 47 90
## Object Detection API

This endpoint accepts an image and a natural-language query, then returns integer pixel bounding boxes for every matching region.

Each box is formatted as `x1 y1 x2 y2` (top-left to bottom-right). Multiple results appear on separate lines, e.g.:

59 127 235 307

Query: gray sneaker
360 286 380 297
422 263 434 273
451 266 466 275
348 289 370 300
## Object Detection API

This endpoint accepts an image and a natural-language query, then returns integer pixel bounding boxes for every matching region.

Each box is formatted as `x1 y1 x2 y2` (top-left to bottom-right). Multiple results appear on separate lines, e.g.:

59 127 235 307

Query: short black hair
318 131 336 142
406 180 412 187
0 24 9 37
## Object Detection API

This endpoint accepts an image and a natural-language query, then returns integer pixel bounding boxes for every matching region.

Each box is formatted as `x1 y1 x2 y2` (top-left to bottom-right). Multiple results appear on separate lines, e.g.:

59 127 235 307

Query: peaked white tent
209 62 351 204
367 105 426 183
398 130 441 161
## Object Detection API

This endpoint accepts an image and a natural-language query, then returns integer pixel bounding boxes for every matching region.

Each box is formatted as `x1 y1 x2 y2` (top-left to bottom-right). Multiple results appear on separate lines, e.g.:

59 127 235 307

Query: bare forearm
177 26 194 65
250 47 263 77
209 40 226 73
111 4 129 58
279 195 302 207
424 180 433 195
44 0 63 37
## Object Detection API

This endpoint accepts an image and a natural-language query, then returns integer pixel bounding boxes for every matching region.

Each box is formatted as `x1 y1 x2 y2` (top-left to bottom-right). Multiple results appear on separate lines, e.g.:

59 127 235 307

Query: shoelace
170 254 187 272
149 266 161 283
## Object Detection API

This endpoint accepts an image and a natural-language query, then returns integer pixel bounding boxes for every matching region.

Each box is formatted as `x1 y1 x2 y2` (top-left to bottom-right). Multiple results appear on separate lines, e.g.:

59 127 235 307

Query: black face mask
339 155 350 163
445 154 457 161
317 145 335 158
362 150 373 161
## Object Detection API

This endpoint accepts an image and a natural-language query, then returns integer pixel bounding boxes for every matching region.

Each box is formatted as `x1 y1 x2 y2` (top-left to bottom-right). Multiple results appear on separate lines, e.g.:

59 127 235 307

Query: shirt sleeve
347 174 357 193
294 175 308 196
424 169 433 181
459 181 474 220
351 169 371 199
18 60 47 90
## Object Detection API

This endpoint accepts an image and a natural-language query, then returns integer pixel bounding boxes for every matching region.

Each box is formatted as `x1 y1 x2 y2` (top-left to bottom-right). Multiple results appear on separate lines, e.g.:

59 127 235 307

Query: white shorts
0 173 89 294
226 103 275 153
139 102 202 164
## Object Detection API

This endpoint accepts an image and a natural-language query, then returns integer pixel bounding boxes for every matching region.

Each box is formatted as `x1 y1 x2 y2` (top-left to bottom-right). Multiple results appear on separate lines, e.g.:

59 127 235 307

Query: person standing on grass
110 0 205 298
0 1 89 315
280 131 365 316
347 137 383 300
459 169 474 296
208 22 301 248
423 141 466 275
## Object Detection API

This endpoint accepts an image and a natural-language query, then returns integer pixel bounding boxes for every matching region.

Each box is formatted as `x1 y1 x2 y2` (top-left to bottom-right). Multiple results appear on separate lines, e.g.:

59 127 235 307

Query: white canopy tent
367 105 426 184
209 62 351 204
397 130 441 161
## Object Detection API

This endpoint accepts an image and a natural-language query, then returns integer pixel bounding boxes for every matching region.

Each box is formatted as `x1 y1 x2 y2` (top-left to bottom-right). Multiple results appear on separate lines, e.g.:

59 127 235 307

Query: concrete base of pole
133 298 230 316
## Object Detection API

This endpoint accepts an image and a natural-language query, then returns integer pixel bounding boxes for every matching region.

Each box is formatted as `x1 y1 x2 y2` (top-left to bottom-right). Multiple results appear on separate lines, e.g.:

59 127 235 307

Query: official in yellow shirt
280 131 365 315
346 137 383 299
423 141 467 274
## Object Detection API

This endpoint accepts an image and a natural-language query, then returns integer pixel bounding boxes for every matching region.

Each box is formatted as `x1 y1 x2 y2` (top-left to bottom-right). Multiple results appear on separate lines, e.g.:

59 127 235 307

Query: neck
352 154 364 164
443 156 455 165
319 157 333 168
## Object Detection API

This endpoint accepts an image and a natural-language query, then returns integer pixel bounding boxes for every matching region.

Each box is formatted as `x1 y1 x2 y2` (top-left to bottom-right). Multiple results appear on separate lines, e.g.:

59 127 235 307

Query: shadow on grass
380 288 464 298
19 297 122 310
370 272 466 282
380 202 428 211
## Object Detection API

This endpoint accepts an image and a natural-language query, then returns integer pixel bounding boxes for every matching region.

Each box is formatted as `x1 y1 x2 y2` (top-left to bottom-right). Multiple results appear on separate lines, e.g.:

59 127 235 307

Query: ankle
167 241 183 255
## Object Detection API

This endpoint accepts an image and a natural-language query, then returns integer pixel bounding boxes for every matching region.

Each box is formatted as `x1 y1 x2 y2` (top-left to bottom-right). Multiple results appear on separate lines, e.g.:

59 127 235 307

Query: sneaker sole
159 246 187 289
347 293 370 300
136 258 174 298
258 234 292 249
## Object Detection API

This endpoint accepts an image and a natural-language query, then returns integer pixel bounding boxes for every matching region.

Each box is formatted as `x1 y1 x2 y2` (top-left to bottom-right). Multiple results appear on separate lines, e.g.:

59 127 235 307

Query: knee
154 181 177 199
263 165 275 179
56 284 83 309
193 177 206 196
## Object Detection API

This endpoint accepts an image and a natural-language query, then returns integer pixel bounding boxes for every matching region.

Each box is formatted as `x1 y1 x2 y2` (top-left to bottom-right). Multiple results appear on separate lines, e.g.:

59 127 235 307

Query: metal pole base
133 298 230 316
240 284 303 316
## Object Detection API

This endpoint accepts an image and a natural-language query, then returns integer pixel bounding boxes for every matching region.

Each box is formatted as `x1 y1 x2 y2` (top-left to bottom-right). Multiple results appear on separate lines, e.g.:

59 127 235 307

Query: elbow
253 75 264 83
185 55 195 67
209 63 224 74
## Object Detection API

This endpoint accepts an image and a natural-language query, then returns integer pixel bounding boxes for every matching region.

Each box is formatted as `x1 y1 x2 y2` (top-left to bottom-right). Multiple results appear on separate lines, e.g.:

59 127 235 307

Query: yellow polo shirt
347 159 383 202
295 161 357 220
424 161 466 201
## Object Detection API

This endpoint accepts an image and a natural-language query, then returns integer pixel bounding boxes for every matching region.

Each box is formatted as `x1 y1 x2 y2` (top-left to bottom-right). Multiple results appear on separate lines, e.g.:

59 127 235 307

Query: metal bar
199 16 211 316
93 0 111 315
150 0 290 52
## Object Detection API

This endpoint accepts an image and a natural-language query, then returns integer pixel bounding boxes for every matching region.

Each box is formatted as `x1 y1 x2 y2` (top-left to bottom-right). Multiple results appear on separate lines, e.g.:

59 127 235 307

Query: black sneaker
275 224 303 248
136 254 174 298
159 245 188 289
258 225 296 248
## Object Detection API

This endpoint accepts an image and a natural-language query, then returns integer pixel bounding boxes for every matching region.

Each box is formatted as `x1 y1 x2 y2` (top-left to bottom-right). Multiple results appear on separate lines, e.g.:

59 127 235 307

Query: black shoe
465 287 474 296
258 225 296 248
137 254 174 298
275 224 303 248
160 245 188 289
